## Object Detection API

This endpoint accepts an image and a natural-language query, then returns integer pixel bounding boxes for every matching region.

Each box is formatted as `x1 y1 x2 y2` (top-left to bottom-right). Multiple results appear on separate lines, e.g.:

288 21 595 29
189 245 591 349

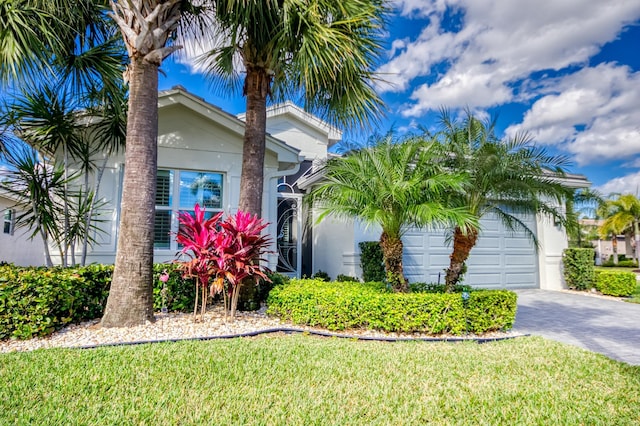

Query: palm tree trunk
101 58 158 327
238 65 270 217
612 236 618 265
445 226 479 292
380 231 408 292
634 221 640 267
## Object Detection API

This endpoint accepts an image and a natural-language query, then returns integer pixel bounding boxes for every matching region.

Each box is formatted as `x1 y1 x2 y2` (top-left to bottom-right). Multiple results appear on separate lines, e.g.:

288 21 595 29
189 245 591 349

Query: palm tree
0 147 69 267
599 194 640 265
101 0 210 327
1 0 127 266
308 133 476 292
198 0 387 216
438 111 574 291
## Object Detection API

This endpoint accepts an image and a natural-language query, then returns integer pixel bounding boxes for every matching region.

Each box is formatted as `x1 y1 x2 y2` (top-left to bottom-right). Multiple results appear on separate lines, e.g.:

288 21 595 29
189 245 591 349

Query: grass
2 335 639 424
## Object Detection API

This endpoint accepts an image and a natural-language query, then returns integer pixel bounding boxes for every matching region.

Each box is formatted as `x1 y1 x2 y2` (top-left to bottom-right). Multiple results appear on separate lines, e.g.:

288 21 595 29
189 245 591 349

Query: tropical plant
175 205 272 320
0 0 127 266
198 0 387 217
598 194 640 265
566 188 603 248
0 147 70 266
438 111 574 291
176 204 223 320
102 0 210 327
308 133 476 292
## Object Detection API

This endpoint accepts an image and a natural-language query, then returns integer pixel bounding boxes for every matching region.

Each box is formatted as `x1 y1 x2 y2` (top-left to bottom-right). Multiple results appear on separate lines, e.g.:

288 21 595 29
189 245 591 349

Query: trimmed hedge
562 248 595 290
359 241 385 282
595 270 637 297
0 263 285 340
0 264 112 340
601 259 638 268
266 279 517 335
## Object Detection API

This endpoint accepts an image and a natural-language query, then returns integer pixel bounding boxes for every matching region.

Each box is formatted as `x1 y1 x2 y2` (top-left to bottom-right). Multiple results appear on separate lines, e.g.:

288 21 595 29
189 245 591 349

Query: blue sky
159 0 640 194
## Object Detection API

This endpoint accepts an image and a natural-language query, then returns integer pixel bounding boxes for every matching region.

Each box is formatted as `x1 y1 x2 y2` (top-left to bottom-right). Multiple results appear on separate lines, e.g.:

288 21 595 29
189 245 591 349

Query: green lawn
2 335 639 424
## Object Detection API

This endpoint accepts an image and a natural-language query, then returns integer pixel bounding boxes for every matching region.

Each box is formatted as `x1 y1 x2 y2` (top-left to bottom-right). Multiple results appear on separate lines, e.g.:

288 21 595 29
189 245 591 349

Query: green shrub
153 264 196 312
266 279 516 335
359 241 385 283
311 270 331 282
336 274 360 282
410 282 472 293
0 263 200 340
562 248 595 290
601 259 638 268
236 271 289 311
595 270 637 297
0 264 112 340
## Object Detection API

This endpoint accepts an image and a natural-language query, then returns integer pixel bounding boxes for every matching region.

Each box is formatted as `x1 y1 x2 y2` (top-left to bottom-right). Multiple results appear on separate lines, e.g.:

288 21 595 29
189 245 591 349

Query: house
0 86 590 290
0 187 43 266
579 218 633 264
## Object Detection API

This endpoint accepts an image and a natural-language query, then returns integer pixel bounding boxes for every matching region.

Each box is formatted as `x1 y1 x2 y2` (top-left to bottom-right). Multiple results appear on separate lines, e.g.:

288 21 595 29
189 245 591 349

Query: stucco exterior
0 86 590 291
0 192 45 266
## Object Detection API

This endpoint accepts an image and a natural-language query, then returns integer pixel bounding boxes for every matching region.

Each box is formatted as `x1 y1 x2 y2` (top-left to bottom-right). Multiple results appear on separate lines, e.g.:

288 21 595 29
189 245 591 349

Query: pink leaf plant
175 204 271 321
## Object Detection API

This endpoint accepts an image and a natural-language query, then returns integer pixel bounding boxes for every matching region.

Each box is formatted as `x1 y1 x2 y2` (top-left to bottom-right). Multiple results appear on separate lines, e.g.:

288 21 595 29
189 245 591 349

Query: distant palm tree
438 111 574 291
198 0 387 216
599 194 640 264
308 133 476 292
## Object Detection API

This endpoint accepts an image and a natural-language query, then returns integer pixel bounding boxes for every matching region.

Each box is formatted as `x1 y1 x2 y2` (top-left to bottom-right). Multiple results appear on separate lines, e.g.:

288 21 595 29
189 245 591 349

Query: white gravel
0 304 522 353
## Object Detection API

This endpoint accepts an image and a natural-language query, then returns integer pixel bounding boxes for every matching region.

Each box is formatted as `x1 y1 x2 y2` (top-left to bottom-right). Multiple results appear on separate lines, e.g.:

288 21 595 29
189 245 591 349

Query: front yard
1 335 639 424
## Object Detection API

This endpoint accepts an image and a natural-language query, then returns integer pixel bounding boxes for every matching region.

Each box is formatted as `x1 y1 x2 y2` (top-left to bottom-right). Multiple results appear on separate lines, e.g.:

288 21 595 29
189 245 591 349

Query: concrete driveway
513 289 640 365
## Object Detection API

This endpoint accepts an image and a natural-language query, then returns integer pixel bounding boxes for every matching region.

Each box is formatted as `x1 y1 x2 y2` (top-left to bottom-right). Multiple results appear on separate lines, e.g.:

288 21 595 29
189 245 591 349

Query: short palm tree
309 133 476 292
199 0 387 217
599 194 640 264
439 111 574 291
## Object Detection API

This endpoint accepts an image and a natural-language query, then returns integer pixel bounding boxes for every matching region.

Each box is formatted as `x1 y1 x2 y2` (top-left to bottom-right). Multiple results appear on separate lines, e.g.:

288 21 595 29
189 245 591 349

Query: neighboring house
0 187 44 266
0 86 591 290
579 218 633 264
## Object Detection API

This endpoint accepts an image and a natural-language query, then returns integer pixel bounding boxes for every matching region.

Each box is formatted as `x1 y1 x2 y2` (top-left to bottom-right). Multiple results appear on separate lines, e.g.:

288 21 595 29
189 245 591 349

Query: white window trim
154 169 225 251
3 208 14 236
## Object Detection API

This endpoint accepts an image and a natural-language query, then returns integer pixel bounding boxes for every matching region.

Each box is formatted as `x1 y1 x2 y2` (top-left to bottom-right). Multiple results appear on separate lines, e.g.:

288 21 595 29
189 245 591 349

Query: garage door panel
475 236 500 249
402 212 538 289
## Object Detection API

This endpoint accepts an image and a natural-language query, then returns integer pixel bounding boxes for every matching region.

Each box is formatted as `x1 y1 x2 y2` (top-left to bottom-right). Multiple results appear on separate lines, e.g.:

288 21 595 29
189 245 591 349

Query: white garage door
402 213 539 289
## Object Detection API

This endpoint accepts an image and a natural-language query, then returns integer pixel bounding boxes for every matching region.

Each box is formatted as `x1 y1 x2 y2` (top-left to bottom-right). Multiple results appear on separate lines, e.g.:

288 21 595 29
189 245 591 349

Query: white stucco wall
311 213 357 279
0 198 45 266
265 115 329 161
80 99 284 268
536 215 569 290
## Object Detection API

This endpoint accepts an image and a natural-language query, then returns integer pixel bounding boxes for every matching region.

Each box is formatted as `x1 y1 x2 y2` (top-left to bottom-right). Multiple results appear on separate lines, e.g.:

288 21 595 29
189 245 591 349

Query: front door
276 195 302 278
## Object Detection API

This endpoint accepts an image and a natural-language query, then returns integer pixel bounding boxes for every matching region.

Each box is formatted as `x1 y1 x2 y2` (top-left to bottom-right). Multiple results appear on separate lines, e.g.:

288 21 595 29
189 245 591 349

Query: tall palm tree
599 194 640 264
439 111 574 291
199 0 387 216
308 133 476 292
101 0 210 327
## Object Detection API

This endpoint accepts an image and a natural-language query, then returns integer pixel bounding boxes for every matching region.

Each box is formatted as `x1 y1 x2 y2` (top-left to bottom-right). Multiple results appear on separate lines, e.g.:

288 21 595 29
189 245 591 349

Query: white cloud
596 172 640 196
381 0 640 113
506 63 640 165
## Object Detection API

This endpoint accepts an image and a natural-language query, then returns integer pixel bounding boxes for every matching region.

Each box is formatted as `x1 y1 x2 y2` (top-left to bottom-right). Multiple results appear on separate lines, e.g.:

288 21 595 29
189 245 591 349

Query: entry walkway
513 289 640 365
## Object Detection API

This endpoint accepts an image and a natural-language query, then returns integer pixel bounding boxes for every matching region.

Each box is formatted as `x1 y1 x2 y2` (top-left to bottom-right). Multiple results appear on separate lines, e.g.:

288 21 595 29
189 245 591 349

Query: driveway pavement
513 289 640 365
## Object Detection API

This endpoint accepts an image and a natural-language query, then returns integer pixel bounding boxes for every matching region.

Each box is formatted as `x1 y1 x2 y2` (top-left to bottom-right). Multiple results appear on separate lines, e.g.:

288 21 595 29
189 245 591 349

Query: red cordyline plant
175 204 271 321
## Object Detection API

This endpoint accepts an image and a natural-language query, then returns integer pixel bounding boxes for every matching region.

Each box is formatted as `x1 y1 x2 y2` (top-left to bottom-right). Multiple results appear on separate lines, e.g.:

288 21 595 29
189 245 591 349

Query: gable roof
158 86 301 168
238 101 342 146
